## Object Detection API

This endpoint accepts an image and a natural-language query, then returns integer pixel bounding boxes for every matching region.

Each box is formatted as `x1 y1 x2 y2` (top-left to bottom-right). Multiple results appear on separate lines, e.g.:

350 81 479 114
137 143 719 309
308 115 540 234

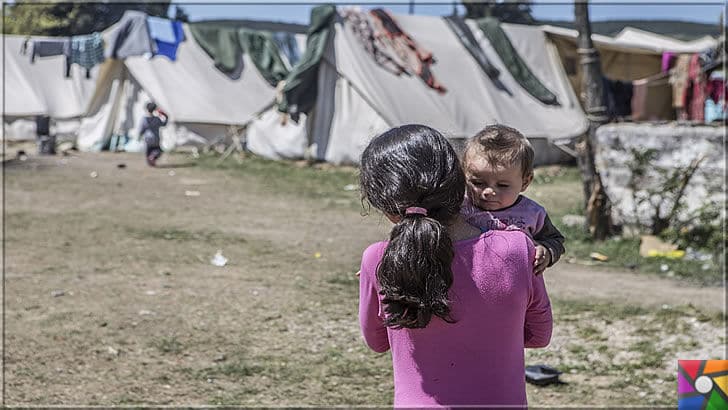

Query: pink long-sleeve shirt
359 230 552 407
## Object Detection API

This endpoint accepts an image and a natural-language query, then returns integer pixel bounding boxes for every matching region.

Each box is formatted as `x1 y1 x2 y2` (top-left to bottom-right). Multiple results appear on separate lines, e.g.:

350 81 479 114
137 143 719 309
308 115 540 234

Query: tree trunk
574 1 613 240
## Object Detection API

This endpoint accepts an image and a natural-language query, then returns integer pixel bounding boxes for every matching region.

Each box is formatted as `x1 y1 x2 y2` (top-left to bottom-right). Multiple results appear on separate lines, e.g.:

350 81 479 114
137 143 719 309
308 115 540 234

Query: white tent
78 23 308 152
266 10 589 165
613 27 717 54
542 25 718 120
1 35 99 141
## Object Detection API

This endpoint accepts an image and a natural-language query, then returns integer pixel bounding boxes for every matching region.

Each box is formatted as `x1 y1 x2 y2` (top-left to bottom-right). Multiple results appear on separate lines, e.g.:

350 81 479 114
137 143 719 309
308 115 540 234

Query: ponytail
359 124 465 329
377 213 456 329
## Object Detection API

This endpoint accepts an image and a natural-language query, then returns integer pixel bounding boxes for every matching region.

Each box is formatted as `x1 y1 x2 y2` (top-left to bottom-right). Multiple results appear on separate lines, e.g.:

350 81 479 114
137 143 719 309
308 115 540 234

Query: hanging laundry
669 54 691 120
71 32 105 78
706 71 725 104
105 10 155 59
697 47 721 73
683 54 707 121
30 39 68 62
30 38 71 76
476 17 559 106
271 31 301 68
631 73 674 121
704 69 727 123
278 4 337 119
189 23 289 85
602 76 633 119
443 15 499 80
239 28 291 86
342 8 406 76
147 16 176 43
369 8 446 93
189 24 244 75
151 19 185 61
704 99 726 123
661 52 676 73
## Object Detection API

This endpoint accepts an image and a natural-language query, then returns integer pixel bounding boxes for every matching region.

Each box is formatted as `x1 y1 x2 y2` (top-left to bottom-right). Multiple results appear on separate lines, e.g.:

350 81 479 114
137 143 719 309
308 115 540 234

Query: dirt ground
3 151 725 406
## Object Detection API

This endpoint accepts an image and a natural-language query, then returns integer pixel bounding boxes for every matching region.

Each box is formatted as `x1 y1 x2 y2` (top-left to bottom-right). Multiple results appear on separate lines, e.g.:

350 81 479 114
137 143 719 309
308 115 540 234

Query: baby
461 124 565 275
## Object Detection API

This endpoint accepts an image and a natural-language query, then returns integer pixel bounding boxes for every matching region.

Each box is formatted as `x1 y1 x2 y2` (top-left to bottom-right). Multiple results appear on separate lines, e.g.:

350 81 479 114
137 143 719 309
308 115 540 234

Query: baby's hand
534 245 551 275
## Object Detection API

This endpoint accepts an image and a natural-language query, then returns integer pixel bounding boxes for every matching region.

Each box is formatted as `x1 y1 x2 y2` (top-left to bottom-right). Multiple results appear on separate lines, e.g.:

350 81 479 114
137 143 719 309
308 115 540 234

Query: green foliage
557 222 722 286
621 148 723 274
624 147 704 235
527 167 721 285
662 202 726 261
4 2 171 36
462 0 535 24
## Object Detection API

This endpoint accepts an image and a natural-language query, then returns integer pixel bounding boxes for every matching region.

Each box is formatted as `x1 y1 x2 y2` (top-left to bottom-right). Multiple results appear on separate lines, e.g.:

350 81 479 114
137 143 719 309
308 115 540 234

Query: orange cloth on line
670 54 691 109
631 79 647 120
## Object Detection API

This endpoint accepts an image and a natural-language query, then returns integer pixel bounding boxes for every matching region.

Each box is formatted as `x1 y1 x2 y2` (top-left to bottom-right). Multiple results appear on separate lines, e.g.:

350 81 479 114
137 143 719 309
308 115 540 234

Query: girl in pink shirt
358 124 552 407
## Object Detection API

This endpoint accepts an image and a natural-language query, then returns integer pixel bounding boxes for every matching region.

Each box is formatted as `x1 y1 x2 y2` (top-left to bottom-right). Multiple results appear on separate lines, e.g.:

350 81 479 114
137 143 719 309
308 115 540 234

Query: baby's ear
521 172 534 191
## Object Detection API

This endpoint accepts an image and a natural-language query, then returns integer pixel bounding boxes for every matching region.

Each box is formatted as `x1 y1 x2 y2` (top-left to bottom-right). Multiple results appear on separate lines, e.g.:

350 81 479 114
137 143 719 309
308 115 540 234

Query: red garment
343 9 406 76
369 9 446 93
683 54 706 121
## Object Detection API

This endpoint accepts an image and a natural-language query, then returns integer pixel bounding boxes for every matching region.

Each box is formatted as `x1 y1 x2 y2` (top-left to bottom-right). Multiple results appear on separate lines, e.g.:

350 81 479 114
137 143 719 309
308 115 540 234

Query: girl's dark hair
146 102 157 114
359 124 465 329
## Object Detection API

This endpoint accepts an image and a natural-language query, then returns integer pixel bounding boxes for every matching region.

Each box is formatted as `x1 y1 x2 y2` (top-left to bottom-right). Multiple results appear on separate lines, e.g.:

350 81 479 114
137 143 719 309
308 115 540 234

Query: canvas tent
543 25 718 88
78 18 308 152
271 8 589 165
613 27 718 54
1 35 100 141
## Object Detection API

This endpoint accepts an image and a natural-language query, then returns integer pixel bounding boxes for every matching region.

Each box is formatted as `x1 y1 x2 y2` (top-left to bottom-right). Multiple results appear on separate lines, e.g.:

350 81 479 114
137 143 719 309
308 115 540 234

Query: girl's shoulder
468 230 534 274
491 228 532 244
457 228 530 242
361 241 388 263
468 229 533 254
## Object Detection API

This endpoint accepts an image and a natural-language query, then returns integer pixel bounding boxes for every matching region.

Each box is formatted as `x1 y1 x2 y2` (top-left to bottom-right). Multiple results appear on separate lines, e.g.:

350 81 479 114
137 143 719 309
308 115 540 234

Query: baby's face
464 158 531 211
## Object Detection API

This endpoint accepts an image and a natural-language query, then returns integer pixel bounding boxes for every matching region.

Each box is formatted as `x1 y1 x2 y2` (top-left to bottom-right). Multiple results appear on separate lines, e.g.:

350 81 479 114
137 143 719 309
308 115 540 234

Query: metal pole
409 0 414 15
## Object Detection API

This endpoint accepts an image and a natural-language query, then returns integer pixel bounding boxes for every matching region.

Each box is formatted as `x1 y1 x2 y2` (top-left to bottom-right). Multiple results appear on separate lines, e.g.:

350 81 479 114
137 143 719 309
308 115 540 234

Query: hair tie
405 207 427 216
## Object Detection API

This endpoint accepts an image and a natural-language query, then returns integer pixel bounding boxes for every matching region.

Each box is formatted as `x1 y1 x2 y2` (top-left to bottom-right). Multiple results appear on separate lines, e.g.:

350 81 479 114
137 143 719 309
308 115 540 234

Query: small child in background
461 124 565 275
139 102 168 167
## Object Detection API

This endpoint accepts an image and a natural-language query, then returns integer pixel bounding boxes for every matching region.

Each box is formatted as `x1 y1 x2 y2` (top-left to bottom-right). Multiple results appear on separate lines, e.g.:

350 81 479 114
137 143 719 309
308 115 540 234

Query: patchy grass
195 152 361 205
4 152 722 407
196 156 722 285
526 298 724 406
197 158 722 285
152 336 184 355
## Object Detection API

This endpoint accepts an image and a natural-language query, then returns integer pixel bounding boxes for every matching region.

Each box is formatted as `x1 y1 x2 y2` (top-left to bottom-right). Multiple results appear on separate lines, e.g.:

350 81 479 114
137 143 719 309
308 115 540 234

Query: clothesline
24 12 186 78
